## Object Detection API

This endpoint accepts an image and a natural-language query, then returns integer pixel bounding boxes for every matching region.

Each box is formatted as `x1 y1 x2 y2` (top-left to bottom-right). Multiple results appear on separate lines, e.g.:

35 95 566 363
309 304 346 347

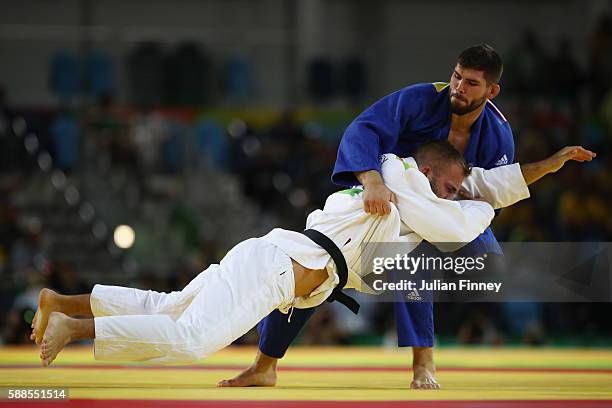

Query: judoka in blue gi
220 44 516 390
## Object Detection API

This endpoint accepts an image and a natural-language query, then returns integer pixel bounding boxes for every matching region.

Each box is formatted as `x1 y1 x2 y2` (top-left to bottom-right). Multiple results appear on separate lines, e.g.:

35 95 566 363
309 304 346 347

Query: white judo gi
91 154 530 363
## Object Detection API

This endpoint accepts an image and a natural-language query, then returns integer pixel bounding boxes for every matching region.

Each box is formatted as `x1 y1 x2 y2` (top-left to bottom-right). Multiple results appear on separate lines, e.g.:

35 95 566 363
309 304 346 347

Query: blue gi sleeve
332 86 426 187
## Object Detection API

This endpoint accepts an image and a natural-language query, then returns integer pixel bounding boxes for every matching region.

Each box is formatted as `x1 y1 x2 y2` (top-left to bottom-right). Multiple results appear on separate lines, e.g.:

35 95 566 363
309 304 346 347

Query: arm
520 146 595 185
460 146 596 208
332 86 428 215
382 155 494 245
355 170 397 215
461 163 530 210
332 87 424 187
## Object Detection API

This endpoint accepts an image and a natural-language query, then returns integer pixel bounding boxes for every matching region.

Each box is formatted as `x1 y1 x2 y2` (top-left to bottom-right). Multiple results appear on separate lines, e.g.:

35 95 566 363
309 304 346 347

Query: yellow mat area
1 345 612 401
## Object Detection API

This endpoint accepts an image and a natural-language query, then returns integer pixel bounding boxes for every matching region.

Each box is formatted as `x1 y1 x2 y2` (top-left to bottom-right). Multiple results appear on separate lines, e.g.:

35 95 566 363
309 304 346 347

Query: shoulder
485 100 508 124
381 154 427 186
382 83 448 119
394 82 448 100
483 101 513 143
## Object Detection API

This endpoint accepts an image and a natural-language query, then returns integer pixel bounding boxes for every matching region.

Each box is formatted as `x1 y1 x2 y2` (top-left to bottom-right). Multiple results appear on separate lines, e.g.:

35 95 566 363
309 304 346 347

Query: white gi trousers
90 238 295 363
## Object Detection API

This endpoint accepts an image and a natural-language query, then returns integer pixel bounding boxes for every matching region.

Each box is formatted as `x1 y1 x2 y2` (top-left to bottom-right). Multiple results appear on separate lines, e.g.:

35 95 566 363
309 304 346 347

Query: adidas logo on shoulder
494 154 508 166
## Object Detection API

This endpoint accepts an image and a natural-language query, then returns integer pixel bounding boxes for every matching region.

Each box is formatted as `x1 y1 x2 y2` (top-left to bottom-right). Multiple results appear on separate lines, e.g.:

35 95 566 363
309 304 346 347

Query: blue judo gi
257 82 515 356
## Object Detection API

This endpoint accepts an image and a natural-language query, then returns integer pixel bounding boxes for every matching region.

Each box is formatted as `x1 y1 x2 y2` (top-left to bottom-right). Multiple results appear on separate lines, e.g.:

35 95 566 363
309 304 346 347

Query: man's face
423 163 465 200
449 64 492 115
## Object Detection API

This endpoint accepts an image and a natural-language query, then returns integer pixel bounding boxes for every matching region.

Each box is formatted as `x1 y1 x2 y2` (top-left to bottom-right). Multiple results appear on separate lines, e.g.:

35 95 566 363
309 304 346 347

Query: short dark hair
457 43 503 84
414 140 471 176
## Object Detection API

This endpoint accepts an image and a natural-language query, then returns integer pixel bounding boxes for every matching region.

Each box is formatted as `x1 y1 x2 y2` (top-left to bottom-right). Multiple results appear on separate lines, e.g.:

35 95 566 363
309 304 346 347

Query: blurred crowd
1 17 611 347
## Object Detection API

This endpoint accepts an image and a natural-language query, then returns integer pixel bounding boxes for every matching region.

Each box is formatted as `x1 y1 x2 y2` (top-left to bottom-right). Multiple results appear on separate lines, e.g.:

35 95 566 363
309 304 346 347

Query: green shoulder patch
338 187 364 197
394 155 412 171
432 82 449 92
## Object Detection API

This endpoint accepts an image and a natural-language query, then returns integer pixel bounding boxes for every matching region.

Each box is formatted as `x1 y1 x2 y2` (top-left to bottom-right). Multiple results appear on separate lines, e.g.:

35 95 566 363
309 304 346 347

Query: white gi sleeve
381 154 495 246
462 163 530 209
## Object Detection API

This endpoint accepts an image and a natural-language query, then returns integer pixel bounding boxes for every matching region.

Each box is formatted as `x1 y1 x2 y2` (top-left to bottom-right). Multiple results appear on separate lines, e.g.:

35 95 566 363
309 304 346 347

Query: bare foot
411 347 440 390
40 312 73 367
31 289 62 345
411 365 440 390
217 365 277 387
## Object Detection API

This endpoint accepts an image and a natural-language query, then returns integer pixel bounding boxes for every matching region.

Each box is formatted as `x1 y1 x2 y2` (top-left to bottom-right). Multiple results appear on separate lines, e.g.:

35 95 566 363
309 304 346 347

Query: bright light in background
113 225 135 249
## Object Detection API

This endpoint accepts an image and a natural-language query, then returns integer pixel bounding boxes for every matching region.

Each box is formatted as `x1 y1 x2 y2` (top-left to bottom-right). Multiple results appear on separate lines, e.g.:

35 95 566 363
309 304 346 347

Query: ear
420 165 432 179
488 83 500 100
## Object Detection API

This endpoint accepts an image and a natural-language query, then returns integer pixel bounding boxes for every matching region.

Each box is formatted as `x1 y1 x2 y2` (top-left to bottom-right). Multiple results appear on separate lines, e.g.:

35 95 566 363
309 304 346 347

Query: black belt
301 229 360 315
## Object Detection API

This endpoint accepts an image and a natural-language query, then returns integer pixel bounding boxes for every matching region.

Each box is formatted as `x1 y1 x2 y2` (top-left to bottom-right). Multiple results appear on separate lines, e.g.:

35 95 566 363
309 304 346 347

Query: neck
451 101 487 131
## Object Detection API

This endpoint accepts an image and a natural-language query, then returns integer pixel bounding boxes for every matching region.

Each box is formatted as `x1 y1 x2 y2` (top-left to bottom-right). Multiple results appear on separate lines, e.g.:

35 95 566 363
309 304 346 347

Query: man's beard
449 94 487 115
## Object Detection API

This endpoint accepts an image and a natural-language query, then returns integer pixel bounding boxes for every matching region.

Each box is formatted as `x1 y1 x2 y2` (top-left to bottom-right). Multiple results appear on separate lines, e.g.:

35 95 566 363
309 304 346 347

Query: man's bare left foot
40 312 73 367
217 365 277 387
31 289 62 345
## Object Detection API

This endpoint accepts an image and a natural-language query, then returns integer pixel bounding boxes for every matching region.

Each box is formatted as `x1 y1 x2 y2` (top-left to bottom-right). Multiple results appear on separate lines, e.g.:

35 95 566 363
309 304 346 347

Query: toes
411 380 439 390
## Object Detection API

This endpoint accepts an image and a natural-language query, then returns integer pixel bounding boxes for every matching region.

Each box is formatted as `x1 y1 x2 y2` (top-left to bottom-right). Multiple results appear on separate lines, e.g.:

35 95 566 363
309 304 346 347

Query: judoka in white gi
31 141 595 367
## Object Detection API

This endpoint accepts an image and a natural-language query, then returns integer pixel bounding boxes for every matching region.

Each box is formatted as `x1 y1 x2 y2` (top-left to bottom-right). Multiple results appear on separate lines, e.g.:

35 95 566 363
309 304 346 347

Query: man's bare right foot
40 312 73 367
31 289 62 345
411 347 440 390
411 364 440 390
217 365 277 387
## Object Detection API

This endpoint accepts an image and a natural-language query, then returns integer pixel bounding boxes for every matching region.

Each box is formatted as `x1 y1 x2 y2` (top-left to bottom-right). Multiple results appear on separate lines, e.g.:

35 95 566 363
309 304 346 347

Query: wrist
355 170 383 187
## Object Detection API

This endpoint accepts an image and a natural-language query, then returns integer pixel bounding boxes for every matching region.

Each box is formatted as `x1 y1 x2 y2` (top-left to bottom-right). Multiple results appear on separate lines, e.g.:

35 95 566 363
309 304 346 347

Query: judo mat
1 345 612 407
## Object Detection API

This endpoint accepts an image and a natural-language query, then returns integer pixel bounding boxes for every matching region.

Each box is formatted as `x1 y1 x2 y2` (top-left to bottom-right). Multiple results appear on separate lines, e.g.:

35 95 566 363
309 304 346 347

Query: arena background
0 0 611 406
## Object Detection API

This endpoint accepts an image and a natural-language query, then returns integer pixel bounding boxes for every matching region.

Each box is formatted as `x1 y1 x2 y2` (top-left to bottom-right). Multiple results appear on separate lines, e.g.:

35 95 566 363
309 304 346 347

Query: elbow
445 230 476 244
425 226 473 245
430 229 476 253
442 224 488 244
